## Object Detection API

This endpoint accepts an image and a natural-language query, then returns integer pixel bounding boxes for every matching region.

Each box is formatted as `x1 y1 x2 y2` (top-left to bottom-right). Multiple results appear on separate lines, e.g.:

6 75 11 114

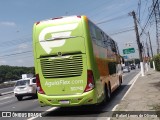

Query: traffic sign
123 56 128 59
123 48 135 54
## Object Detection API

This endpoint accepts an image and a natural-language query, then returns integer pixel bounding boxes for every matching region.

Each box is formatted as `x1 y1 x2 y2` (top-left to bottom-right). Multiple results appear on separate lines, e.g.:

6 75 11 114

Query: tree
0 65 35 82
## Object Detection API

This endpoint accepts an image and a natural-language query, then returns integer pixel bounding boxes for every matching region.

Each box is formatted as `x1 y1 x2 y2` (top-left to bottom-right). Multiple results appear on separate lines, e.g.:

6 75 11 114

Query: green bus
32 15 123 107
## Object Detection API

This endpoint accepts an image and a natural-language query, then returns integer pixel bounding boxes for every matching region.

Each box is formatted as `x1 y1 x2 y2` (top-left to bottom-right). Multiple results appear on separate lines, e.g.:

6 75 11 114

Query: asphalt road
0 87 14 94
0 69 140 120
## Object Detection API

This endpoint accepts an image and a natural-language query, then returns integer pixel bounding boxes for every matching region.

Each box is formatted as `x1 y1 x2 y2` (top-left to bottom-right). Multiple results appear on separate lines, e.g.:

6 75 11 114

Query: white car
122 66 130 73
14 77 37 101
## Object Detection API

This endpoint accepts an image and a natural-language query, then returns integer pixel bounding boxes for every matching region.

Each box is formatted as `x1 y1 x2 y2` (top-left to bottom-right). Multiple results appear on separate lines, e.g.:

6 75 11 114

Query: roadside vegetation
153 54 160 71
0 82 16 89
0 65 35 84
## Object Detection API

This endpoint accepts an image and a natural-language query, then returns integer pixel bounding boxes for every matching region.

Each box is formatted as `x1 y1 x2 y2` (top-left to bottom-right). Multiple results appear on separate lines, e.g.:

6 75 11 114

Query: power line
1 34 31 43
81 0 113 15
141 0 149 21
96 14 129 25
109 28 134 36
0 38 31 47
0 51 32 58
0 45 32 54
140 0 159 36
137 0 141 21
88 0 119 19
0 54 33 60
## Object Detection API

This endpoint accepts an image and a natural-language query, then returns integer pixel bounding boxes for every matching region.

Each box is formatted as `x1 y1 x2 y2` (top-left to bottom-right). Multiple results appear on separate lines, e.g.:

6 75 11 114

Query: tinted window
15 80 30 86
32 79 36 83
108 62 116 75
115 42 119 54
111 40 117 53
106 38 112 51
88 21 96 39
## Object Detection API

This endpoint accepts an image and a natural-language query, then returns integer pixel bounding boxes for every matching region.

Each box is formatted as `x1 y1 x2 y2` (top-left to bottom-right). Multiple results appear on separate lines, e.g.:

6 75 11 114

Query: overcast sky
0 0 156 67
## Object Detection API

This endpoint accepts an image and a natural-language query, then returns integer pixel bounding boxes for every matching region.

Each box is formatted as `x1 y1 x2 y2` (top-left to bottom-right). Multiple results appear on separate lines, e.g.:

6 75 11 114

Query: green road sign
123 48 135 54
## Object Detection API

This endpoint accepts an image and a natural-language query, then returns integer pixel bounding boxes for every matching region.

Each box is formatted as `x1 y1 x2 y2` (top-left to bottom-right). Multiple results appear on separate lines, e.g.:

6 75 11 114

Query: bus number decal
71 86 83 91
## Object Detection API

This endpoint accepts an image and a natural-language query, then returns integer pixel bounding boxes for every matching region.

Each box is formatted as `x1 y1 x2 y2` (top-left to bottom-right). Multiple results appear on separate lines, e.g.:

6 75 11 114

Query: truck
22 74 33 79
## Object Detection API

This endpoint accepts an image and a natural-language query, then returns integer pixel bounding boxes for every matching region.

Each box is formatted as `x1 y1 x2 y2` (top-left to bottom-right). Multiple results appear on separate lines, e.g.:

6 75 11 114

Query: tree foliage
153 54 160 71
0 65 35 83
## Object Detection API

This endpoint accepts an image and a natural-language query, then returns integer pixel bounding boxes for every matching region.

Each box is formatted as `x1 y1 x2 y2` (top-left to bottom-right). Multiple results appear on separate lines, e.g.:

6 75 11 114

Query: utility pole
130 11 144 76
148 32 154 58
145 40 150 71
146 40 150 58
152 0 160 54
148 31 156 70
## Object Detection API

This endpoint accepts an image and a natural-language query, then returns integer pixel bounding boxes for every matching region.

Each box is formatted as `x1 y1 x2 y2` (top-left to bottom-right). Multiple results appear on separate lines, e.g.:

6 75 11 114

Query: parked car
14 77 37 101
122 66 130 73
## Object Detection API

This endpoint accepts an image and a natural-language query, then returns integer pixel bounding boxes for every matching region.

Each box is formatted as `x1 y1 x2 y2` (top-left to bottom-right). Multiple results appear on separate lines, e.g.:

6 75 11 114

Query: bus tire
101 84 107 105
106 83 111 101
119 76 122 86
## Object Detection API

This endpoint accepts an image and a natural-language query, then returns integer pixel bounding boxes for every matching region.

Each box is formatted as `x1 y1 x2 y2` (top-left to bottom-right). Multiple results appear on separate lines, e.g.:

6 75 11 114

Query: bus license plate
59 100 70 104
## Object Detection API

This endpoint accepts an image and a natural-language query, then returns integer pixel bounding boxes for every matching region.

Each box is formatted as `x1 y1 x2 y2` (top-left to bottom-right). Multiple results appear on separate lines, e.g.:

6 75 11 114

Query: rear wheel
106 83 111 101
102 85 107 103
100 84 107 106
119 76 122 86
16 96 23 101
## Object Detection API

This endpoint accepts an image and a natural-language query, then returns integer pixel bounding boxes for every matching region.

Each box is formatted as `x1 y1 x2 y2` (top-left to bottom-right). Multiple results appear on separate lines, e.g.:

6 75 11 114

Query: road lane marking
0 95 14 101
122 71 141 100
0 100 14 105
97 71 141 120
29 72 141 120
0 91 14 96
0 87 14 90
27 107 58 120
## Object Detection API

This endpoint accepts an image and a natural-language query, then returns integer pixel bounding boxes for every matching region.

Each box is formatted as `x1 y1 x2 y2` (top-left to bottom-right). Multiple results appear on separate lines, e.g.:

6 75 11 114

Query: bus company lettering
45 80 83 87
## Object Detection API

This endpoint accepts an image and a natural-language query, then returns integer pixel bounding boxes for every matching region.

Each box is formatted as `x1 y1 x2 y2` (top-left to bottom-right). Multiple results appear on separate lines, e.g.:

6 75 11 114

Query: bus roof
35 15 86 25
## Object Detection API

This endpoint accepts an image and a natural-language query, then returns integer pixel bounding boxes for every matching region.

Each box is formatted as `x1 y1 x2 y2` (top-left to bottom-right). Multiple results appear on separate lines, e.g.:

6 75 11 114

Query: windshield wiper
40 36 78 42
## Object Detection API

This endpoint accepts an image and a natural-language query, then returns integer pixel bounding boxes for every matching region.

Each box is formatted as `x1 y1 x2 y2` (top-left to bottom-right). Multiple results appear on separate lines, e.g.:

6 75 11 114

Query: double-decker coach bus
32 15 123 107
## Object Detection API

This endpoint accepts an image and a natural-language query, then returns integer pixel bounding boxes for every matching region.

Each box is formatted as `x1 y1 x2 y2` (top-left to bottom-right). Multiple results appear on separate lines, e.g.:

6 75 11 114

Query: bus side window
95 28 103 46
115 43 119 54
111 40 117 53
101 32 107 48
89 21 96 40
106 38 112 51
108 62 116 75
103 34 108 47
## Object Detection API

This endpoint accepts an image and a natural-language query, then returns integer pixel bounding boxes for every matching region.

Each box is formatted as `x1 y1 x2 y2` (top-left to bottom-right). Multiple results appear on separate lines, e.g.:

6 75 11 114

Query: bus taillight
36 74 45 94
84 70 95 92
77 16 81 18
36 21 40 25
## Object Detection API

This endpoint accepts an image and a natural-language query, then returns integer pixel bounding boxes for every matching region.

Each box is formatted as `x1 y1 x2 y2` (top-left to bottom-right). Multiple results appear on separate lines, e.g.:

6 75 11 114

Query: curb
0 91 13 96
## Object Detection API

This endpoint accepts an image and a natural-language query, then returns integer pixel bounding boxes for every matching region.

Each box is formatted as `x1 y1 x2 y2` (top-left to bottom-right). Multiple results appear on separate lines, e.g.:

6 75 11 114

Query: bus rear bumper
37 89 97 107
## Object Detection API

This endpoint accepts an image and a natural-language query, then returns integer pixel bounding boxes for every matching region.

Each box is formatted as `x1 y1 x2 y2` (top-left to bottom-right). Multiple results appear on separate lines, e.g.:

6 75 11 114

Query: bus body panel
37 54 87 95
87 20 121 93
33 17 85 58
38 89 97 107
32 15 122 107
81 16 104 102
33 16 90 96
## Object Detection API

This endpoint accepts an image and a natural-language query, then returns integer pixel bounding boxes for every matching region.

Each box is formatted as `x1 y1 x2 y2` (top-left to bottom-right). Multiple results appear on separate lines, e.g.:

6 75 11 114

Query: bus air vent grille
40 55 83 78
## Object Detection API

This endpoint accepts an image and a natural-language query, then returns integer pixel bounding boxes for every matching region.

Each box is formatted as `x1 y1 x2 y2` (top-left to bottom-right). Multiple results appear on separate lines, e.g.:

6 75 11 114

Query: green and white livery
32 15 122 107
